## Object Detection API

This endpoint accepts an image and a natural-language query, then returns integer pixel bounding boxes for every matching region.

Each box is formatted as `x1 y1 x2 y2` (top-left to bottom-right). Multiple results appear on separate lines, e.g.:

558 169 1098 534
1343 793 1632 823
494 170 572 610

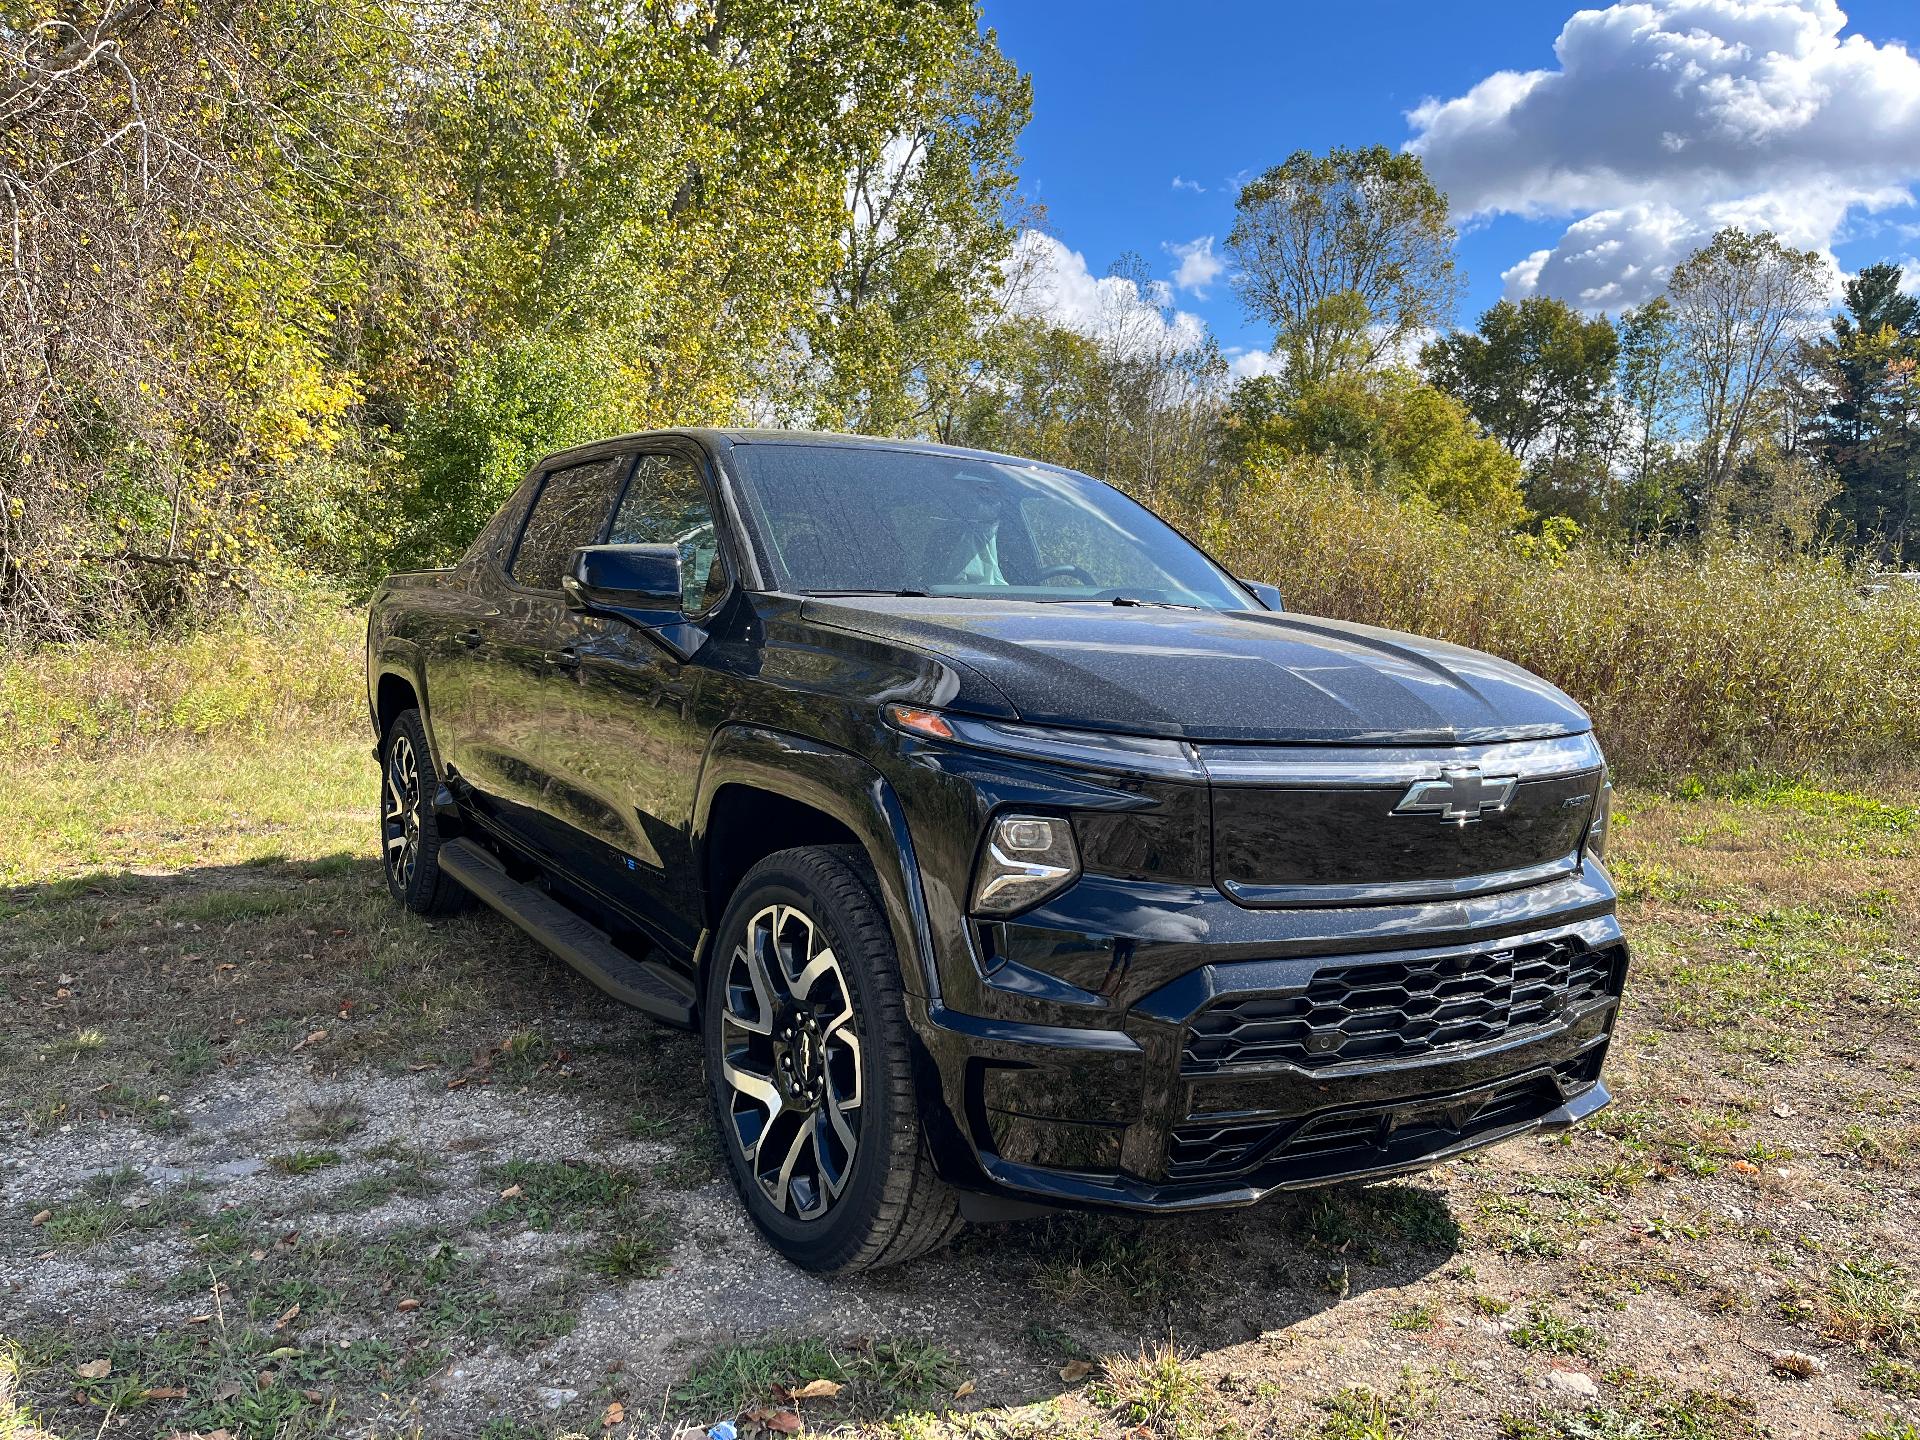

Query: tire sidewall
703 857 906 1270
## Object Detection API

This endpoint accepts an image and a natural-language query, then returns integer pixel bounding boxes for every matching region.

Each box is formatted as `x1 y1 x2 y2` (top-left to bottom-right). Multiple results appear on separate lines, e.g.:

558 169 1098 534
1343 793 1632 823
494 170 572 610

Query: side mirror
562 544 709 659
1241 578 1285 612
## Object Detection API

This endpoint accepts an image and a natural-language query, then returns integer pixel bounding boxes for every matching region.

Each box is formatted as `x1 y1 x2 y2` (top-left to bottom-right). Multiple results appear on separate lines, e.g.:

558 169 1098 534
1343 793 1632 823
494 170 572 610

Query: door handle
545 646 581 670
457 628 483 649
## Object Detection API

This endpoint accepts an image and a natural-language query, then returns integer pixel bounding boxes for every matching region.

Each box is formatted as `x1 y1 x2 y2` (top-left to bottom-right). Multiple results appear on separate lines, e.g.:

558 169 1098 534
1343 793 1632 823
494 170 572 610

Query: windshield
728 443 1253 609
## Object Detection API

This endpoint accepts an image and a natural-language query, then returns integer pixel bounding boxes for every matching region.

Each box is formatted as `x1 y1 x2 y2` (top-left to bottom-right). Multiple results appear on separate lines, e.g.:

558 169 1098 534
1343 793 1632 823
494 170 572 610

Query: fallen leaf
499 1183 524 1199
1772 1101 1794 1119
1769 1349 1823 1379
396 1297 420 1312
30 1209 50 1226
787 1378 842 1400
212 1380 245 1401
1731 1159 1760 1174
291 1028 327 1052
186 1314 212 1326
257 1370 277 1389
249 1249 267 1262
601 1401 625 1427
142 1386 187 1400
1059 1359 1093 1383
273 1303 300 1330
75 1359 111 1380
953 1379 976 1399
762 1411 802 1435
303 1389 323 1403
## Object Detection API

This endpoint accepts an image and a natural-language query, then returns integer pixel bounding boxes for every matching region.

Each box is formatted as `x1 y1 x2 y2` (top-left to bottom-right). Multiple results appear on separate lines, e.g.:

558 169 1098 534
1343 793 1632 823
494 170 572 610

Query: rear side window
509 456 630 591
607 452 729 613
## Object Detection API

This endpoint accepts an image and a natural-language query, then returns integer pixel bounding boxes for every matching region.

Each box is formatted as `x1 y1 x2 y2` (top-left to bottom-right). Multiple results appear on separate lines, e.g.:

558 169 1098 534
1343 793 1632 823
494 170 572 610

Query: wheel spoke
771 1112 816 1216
827 1031 861 1113
726 937 776 1035
723 1051 783 1137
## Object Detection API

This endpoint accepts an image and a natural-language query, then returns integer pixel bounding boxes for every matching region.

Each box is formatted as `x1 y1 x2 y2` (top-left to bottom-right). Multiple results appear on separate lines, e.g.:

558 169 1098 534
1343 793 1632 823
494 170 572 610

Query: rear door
457 452 633 856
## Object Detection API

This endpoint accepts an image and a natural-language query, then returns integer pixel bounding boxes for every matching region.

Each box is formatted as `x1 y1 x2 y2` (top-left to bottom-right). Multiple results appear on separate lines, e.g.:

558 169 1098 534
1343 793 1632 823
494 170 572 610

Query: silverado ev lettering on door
366 430 1627 1273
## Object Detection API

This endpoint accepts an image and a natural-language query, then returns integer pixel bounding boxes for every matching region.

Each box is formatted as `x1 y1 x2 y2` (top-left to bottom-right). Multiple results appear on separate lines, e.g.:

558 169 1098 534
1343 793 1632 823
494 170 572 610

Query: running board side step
437 839 696 1028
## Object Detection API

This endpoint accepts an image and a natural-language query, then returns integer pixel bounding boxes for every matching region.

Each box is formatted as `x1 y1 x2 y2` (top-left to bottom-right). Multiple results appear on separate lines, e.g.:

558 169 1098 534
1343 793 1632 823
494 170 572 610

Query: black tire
703 844 962 1273
380 708 468 916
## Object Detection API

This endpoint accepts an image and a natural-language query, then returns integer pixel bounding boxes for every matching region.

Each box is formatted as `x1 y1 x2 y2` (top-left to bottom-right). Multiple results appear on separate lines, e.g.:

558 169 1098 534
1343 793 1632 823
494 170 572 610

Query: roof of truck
536 428 1047 472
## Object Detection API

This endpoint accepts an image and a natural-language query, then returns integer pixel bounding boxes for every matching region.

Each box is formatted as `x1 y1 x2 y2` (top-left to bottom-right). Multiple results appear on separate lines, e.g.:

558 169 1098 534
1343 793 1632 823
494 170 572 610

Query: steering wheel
1038 563 1097 587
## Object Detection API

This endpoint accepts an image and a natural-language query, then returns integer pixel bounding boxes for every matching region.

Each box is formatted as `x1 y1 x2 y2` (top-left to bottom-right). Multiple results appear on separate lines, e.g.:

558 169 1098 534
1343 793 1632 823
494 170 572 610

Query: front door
460 452 633 861
543 447 733 952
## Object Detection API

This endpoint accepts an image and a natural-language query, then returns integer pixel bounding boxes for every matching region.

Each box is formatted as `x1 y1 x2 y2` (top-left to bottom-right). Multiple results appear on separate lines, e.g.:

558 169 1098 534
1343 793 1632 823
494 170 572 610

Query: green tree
1803 263 1920 562
798 18 1031 436
1667 228 1828 532
955 259 1227 508
1609 298 1689 538
1421 297 1617 467
1225 369 1527 529
1226 146 1458 391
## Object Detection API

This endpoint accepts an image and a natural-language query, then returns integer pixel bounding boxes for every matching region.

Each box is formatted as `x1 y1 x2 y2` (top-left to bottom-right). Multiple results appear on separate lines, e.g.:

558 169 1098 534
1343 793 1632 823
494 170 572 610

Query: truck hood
800 597 1590 744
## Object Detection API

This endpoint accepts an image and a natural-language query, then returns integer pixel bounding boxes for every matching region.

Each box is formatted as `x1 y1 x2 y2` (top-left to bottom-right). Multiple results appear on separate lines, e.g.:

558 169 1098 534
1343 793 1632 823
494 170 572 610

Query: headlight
971 813 1080 916
1588 779 1613 861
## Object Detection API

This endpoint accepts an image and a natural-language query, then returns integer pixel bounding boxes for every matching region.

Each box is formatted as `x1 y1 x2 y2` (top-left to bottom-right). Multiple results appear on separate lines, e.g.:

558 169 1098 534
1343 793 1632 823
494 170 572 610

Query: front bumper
908 874 1626 1213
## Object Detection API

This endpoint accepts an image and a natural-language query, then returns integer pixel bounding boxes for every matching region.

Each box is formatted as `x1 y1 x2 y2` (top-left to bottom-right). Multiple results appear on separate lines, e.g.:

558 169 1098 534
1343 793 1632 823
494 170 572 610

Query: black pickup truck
366 429 1626 1273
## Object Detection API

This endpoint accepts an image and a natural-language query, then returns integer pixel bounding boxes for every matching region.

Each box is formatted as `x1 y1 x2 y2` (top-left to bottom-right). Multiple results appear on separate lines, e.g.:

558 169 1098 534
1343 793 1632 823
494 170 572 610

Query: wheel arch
373 668 421 741
693 725 940 1002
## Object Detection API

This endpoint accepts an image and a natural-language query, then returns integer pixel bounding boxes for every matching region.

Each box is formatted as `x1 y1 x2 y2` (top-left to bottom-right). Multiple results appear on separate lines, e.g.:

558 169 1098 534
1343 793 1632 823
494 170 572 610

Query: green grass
674 1336 963 1419
484 1158 640 1231
32 1166 200 1248
578 1218 676 1280
1093 1343 1205 1430
1509 1307 1606 1358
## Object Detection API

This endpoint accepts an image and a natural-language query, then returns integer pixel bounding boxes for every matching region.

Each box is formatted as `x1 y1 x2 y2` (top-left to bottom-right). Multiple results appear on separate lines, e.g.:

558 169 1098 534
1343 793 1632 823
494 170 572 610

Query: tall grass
9 474 1919 781
1184 466 1920 779
1 590 363 754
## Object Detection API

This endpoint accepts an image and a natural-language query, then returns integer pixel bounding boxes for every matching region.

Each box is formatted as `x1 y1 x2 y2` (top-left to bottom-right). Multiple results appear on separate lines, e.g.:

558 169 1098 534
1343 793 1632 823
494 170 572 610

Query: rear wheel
704 845 961 1272
380 708 467 915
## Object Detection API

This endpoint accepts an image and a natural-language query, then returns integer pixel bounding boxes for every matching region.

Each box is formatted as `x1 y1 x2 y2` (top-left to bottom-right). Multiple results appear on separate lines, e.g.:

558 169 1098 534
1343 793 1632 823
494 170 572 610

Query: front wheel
380 708 468 916
704 845 961 1273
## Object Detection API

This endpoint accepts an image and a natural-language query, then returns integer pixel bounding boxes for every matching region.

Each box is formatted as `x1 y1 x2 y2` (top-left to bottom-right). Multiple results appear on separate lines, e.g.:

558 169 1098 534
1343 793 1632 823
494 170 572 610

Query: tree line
2 7 1914 647
1219 148 1919 564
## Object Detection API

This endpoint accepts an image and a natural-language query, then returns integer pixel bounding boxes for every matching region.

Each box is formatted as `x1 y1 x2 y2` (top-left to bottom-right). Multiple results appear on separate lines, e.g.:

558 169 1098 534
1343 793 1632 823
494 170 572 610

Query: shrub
0 586 363 754
1181 464 1920 779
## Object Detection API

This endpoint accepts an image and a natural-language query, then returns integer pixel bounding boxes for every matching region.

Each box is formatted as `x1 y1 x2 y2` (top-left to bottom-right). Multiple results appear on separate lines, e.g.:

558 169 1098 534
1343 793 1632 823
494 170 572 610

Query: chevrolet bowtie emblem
1394 765 1518 823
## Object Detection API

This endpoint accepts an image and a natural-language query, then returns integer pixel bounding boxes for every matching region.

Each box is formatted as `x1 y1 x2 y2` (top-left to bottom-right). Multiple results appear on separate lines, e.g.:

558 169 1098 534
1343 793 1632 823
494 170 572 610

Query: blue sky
978 0 1920 371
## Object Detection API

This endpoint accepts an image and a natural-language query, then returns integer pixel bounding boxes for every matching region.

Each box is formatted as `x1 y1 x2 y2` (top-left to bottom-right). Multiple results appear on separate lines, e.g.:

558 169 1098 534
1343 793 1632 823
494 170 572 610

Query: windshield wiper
1109 595 1200 610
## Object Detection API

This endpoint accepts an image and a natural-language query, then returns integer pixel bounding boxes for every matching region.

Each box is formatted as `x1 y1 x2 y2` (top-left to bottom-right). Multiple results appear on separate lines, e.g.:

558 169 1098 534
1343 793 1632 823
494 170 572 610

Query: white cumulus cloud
1225 347 1283 381
1004 231 1209 355
1164 235 1225 296
1171 175 1207 193
1407 0 1920 307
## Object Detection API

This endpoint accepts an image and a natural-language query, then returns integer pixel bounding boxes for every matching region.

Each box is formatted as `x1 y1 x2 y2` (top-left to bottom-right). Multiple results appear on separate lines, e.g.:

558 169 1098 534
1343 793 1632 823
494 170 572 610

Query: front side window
509 456 629 591
607 453 728 613
730 444 1252 610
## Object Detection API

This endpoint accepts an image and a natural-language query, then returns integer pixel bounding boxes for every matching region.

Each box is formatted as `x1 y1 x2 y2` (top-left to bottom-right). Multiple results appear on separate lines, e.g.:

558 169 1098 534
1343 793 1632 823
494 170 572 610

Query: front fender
692 724 941 1002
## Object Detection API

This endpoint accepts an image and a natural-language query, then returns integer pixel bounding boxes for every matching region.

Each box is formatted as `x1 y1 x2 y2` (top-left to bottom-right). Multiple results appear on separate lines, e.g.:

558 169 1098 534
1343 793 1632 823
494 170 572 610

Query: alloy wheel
719 903 863 1220
383 730 422 890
